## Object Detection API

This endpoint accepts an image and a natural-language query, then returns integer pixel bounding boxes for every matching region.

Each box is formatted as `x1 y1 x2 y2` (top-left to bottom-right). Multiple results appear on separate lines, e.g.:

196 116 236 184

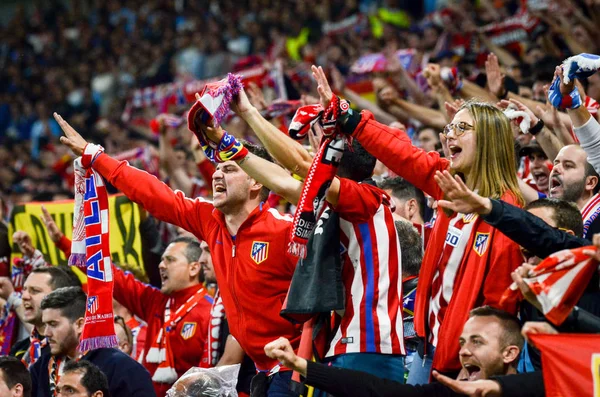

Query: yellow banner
8 195 145 277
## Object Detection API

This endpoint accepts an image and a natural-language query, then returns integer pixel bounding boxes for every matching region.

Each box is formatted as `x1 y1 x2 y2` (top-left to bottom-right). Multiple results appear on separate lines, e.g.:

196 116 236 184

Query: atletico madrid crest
181 322 197 340
87 296 98 315
251 241 269 264
473 232 490 256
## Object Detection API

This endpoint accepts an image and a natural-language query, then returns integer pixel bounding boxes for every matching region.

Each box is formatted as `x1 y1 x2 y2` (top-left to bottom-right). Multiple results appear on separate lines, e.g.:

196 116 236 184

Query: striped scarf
500 246 599 325
71 151 118 351
146 287 208 383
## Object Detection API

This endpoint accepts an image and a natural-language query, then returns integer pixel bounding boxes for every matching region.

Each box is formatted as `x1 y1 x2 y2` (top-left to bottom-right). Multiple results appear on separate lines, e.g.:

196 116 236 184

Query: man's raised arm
54 113 213 239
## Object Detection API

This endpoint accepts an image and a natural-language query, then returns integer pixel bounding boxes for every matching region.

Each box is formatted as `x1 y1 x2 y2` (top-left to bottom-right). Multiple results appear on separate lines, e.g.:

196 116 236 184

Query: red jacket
93 153 302 372
113 267 212 396
352 111 523 372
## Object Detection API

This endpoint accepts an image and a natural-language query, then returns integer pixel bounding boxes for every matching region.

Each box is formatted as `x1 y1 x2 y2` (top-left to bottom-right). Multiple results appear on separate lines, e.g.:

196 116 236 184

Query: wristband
216 131 249 163
7 292 22 309
529 119 545 136
81 143 105 168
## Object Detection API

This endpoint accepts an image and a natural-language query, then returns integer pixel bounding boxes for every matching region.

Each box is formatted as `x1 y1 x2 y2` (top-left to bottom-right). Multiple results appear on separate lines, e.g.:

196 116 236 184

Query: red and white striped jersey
428 212 478 347
581 192 600 239
326 179 405 357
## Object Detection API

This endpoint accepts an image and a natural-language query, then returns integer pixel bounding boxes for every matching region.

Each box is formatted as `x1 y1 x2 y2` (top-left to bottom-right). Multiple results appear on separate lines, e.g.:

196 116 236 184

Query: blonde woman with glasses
310 66 524 385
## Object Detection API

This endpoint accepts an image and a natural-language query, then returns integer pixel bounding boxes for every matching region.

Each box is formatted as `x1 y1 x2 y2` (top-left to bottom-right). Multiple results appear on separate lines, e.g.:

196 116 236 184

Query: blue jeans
313 353 405 397
267 370 298 397
406 345 435 385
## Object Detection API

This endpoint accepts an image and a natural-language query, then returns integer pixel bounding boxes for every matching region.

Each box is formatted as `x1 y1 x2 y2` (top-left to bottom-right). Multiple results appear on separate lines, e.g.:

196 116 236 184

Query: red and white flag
500 246 599 325
529 333 600 397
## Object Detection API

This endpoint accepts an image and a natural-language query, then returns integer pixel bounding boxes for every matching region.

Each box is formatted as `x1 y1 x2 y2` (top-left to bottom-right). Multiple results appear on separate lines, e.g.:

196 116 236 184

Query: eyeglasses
442 122 474 138
114 315 133 345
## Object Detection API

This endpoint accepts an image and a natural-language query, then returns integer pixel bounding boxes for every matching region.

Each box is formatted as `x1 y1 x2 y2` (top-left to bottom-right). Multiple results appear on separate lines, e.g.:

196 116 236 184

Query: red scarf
500 246 599 325
287 96 350 258
146 287 208 383
72 151 118 351
25 328 47 368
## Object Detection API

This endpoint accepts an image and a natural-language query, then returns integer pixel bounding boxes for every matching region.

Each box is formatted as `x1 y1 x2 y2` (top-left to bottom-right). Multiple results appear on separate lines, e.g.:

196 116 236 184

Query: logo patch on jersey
462 213 478 223
181 322 197 340
341 337 354 344
473 232 490 256
87 296 98 314
445 226 462 247
251 242 269 264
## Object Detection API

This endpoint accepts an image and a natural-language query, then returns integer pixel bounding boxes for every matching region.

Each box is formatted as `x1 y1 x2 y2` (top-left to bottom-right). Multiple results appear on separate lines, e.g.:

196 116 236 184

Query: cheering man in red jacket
54 113 302 397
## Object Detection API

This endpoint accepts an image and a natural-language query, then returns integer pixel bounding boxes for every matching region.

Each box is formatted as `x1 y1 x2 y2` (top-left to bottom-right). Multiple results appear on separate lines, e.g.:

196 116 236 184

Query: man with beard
110 236 212 396
30 287 155 397
549 144 600 239
519 141 550 198
8 267 81 367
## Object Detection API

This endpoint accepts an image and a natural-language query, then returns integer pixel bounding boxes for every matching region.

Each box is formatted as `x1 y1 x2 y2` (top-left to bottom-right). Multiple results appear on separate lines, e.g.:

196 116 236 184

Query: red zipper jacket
350 111 523 372
92 153 302 371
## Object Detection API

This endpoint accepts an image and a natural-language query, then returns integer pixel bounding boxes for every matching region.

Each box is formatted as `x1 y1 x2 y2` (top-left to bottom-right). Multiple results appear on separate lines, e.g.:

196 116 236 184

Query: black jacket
30 348 156 397
483 199 590 258
305 360 544 397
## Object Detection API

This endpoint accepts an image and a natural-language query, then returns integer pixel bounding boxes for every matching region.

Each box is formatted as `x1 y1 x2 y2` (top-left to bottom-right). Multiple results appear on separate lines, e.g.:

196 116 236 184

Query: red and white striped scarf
500 246 599 325
581 193 600 238
146 287 208 383
201 291 226 368
71 152 118 351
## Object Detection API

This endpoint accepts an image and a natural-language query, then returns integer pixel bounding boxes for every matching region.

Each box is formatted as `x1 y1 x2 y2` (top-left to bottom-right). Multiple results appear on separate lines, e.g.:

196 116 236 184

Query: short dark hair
0 356 31 397
525 198 584 238
41 287 86 323
394 221 422 277
585 161 600 195
170 236 202 263
31 266 82 290
242 140 273 202
63 360 110 397
337 140 377 182
469 306 524 352
379 177 426 220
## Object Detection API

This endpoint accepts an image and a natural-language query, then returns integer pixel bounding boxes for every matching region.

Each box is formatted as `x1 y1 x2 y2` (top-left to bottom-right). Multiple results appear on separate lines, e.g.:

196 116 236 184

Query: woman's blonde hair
456 100 524 206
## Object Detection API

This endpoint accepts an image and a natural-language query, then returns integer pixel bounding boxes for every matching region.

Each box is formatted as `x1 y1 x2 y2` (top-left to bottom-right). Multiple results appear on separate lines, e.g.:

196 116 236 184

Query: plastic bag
166 364 240 397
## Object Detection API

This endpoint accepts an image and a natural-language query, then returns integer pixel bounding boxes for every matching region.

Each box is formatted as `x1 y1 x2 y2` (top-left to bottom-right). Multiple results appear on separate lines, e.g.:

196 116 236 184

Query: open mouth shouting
159 269 169 286
462 363 482 381
532 170 549 190
550 175 563 196
213 182 227 197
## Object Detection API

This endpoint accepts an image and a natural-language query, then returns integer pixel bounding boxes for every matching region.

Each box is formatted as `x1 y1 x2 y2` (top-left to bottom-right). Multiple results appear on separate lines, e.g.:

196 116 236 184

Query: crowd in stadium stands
1 0 600 396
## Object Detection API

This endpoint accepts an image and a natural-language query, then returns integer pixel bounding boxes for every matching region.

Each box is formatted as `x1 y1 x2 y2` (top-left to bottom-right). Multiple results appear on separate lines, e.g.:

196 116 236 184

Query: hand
582 233 600 261
536 102 558 129
432 371 502 397
244 82 266 113
497 99 539 129
444 99 464 121
194 93 226 143
423 63 442 90
485 53 506 98
553 66 575 96
41 206 64 243
12 231 35 258
0 278 15 301
434 171 493 215
264 337 306 375
511 264 542 311
55 113 89 157
522 321 558 344
311 65 334 110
